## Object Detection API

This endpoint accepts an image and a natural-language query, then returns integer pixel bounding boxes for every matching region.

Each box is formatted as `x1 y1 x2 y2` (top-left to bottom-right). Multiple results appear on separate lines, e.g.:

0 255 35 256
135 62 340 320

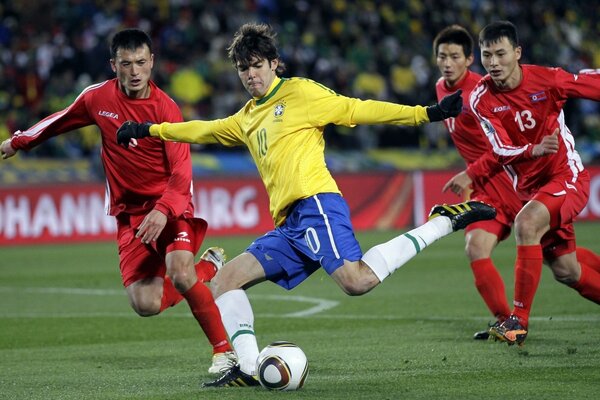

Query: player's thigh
212 252 267 297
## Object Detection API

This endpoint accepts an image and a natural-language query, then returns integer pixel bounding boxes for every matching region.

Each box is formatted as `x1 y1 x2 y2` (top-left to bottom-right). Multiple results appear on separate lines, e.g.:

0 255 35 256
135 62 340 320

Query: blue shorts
247 193 363 290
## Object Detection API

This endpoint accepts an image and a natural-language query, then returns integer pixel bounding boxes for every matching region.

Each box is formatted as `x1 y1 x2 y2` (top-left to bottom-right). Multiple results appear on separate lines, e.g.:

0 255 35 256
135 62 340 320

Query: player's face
237 57 278 98
436 43 473 87
480 36 522 90
111 44 154 99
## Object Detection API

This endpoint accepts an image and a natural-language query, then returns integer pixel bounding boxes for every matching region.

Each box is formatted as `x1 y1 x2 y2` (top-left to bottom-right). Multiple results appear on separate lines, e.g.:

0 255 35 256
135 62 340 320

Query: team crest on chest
273 101 286 120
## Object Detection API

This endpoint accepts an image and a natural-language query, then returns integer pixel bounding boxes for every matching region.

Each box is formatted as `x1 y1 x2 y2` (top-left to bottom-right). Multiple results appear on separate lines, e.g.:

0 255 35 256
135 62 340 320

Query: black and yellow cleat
202 364 260 388
428 201 496 231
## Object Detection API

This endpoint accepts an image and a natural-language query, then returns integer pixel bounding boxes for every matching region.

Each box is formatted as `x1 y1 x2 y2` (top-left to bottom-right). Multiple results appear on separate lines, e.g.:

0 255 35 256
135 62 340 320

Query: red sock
183 280 232 354
576 247 600 274
570 263 600 305
195 259 217 282
160 277 184 312
512 245 543 327
470 258 511 321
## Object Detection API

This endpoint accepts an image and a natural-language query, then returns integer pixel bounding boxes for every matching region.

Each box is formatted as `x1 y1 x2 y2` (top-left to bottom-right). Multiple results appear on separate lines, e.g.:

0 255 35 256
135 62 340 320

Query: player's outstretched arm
426 90 463 122
116 121 152 148
0 138 17 159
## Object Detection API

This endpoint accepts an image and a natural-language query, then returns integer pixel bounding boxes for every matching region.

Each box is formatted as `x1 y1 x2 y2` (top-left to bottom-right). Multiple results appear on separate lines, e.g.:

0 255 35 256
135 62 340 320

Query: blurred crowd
1 0 599 160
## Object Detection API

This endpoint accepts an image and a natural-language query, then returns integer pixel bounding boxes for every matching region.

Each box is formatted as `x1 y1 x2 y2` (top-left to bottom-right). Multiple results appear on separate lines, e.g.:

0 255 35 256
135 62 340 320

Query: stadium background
1 0 600 244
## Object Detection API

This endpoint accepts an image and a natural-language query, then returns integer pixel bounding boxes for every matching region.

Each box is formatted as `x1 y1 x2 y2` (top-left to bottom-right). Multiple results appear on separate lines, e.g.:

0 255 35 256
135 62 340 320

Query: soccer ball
256 341 309 391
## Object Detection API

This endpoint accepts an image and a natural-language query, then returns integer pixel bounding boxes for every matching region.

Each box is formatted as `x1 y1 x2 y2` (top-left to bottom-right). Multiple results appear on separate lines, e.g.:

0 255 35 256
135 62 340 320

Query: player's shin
215 289 260 375
361 217 453 281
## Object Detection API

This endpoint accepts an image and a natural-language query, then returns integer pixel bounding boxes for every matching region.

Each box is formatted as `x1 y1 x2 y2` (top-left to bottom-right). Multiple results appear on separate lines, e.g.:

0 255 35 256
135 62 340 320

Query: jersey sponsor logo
528 91 547 103
492 105 511 112
98 110 119 119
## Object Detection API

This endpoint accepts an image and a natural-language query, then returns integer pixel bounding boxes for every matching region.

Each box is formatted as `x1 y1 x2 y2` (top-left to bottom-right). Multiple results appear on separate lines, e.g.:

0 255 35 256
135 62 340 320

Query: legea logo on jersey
529 91 547 103
273 102 286 120
493 105 511 113
174 231 191 243
98 110 119 119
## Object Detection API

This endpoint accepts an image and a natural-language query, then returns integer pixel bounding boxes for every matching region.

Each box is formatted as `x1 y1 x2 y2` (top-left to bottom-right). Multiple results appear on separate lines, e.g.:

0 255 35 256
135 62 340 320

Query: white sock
215 289 259 375
361 217 452 282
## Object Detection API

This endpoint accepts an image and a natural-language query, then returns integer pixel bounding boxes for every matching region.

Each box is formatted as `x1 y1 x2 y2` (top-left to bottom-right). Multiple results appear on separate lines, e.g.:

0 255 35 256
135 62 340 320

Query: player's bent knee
130 298 161 317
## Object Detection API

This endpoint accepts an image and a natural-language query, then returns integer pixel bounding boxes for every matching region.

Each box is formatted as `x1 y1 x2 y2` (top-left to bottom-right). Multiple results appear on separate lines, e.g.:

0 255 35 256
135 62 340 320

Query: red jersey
11 79 192 219
437 69 522 226
470 65 600 199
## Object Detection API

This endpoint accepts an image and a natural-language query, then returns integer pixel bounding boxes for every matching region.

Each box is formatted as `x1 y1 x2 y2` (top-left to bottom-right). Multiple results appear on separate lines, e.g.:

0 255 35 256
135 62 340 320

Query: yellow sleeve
149 112 245 146
298 79 430 127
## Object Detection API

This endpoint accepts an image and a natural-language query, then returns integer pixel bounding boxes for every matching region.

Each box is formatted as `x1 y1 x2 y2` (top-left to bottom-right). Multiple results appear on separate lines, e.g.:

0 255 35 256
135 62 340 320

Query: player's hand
117 121 152 148
136 209 168 244
532 128 559 158
442 170 472 197
0 138 17 159
427 90 463 122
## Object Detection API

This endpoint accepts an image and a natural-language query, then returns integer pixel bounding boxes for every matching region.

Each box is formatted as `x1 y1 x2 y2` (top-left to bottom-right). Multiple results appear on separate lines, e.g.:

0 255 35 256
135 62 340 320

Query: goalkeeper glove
117 121 152 147
426 90 463 122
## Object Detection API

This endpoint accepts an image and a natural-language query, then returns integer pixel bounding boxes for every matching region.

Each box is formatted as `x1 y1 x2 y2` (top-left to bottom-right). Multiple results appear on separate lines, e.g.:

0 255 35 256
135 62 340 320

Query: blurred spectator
2 0 599 160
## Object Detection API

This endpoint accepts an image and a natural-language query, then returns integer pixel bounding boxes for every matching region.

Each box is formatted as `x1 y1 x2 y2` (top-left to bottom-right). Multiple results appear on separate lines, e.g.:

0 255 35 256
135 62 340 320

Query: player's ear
466 54 474 67
270 59 279 72
109 59 117 73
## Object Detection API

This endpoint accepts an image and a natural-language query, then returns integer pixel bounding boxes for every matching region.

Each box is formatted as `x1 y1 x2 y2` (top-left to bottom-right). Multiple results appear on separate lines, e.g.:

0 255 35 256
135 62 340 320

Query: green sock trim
404 233 421 253
231 329 255 342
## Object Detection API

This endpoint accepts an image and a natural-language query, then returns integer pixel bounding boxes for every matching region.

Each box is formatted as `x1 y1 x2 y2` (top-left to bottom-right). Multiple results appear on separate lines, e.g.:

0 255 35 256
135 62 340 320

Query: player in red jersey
470 21 600 346
0 29 236 373
434 25 519 340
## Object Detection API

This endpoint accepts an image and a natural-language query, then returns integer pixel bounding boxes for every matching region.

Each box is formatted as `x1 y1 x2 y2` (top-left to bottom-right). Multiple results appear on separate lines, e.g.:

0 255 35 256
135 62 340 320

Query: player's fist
427 90 463 122
532 128 559 158
0 138 17 159
117 121 152 148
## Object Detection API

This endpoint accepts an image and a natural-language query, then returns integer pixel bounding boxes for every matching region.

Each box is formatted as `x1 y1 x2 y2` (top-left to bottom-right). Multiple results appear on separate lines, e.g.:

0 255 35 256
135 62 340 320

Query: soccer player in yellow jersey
117 23 495 387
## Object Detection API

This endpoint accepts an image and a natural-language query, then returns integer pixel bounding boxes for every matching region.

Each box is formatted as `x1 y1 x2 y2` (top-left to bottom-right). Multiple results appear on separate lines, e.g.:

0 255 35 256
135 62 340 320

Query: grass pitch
1 222 599 399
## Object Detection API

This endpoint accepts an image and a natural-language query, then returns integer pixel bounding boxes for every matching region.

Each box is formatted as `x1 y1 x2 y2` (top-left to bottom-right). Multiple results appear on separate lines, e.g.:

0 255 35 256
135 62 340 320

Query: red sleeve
465 150 505 184
153 141 193 218
152 102 192 219
11 87 94 151
555 67 600 101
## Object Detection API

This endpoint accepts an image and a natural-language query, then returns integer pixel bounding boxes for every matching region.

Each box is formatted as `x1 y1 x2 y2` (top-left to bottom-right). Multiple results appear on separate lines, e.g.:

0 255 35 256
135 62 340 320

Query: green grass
1 223 600 399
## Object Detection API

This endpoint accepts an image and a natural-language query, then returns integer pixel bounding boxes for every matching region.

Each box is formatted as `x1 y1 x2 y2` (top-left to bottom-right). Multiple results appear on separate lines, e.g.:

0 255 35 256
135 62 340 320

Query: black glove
426 89 463 122
117 121 152 147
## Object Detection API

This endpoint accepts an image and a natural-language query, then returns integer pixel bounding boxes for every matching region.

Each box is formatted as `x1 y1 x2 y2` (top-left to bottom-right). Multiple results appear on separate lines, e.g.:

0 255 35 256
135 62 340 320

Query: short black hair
110 28 153 59
479 21 519 48
433 25 474 58
227 23 286 75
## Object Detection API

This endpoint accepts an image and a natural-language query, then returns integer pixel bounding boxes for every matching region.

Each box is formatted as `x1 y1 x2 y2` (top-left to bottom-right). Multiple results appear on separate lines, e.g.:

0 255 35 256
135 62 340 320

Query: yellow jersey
151 77 430 226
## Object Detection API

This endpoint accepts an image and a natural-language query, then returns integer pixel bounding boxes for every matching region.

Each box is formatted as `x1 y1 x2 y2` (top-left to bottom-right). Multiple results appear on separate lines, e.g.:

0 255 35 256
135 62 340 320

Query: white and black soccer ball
256 341 309 391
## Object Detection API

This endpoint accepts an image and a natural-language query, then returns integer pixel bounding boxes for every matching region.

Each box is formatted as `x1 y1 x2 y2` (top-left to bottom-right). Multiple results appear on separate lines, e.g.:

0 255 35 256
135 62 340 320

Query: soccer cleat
200 247 227 271
428 201 496 231
473 320 501 340
489 315 528 346
208 351 237 375
202 364 260 387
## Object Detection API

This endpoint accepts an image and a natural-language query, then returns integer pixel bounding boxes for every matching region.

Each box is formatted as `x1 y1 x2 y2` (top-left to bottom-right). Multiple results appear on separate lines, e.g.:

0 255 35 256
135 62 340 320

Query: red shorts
535 171 590 260
465 172 523 242
116 214 207 287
